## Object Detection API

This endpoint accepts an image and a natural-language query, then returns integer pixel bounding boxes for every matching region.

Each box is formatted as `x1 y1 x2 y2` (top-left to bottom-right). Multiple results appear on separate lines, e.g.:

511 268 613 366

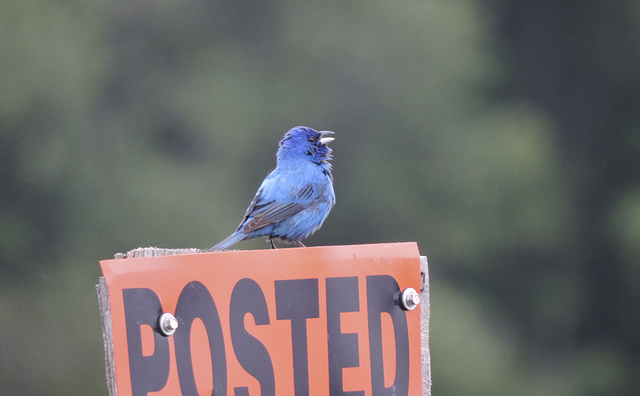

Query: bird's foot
295 241 306 248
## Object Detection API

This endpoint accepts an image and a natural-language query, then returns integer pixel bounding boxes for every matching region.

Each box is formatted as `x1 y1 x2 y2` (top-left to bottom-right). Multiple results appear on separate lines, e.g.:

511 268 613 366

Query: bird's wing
237 182 317 233
241 201 306 232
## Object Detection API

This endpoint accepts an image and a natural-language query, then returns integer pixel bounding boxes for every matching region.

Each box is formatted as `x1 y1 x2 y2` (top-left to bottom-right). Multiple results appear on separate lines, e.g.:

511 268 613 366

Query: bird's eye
308 136 315 143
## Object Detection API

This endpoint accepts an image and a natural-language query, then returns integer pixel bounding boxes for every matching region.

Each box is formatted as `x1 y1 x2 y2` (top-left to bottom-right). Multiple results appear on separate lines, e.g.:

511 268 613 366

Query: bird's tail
210 231 245 251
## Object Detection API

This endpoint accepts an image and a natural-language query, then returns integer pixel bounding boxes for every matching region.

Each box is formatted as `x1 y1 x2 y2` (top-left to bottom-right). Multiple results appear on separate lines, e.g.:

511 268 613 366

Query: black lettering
326 277 364 396
123 288 170 396
366 275 409 396
230 278 275 396
174 281 227 396
275 279 320 396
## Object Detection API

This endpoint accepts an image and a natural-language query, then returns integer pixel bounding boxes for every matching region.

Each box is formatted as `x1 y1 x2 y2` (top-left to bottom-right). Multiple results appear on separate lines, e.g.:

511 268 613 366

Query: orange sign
100 242 423 396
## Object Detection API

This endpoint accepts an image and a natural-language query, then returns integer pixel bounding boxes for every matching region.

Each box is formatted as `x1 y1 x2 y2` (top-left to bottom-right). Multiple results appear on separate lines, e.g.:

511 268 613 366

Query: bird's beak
319 130 335 145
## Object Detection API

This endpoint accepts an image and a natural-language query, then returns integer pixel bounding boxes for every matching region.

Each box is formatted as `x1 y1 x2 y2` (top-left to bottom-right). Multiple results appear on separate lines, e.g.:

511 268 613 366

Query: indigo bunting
211 126 336 250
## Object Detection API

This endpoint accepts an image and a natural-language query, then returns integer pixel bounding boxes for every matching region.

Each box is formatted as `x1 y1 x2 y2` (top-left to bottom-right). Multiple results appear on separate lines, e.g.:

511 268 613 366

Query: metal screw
158 313 179 336
401 288 420 311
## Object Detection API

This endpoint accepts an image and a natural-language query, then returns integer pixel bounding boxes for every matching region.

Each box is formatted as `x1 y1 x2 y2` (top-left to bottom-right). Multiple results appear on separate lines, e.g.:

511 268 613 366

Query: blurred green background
2 0 640 394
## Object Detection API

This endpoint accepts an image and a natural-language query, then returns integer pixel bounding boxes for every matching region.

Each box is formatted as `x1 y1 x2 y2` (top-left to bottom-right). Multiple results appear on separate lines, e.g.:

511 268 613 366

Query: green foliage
1 0 639 395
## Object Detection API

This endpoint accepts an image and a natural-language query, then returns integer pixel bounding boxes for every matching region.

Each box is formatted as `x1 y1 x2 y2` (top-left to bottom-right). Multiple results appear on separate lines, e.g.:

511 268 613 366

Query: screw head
158 313 179 336
401 288 420 311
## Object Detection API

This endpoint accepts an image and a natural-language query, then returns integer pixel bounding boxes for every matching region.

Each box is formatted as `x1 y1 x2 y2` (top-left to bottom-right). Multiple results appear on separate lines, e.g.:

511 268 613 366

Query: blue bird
211 126 336 250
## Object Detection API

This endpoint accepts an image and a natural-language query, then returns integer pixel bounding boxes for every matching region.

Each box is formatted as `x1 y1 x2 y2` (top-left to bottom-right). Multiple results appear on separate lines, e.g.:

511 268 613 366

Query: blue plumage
211 126 336 250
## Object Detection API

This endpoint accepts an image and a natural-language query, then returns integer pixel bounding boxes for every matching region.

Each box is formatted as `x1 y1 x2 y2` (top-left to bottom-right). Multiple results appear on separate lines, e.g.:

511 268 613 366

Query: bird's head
277 126 335 166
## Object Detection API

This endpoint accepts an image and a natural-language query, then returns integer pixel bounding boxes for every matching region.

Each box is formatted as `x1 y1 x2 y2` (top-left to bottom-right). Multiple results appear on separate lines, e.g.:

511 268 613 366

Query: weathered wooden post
97 243 431 395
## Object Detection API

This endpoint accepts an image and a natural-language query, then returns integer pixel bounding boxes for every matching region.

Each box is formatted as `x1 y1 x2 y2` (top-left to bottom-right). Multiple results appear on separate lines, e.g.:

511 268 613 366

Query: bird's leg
295 241 306 248
269 238 277 249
